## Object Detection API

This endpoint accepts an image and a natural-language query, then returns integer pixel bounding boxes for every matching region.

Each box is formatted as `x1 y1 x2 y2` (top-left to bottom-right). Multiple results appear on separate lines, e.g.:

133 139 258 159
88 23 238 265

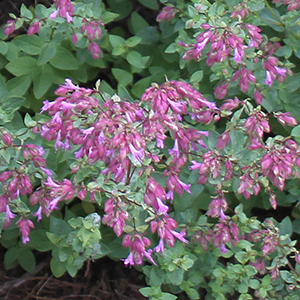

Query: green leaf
112 68 133 86
20 3 33 19
165 43 177 54
98 80 115 95
168 268 184 285
190 70 203 83
118 86 134 102
68 64 88 82
291 125 300 137
0 55 8 69
101 11 119 24
0 212 6 235
0 41 8 55
292 219 300 234
17 248 36 272
249 279 260 289
279 216 293 237
112 45 125 56
132 77 151 97
0 76 7 101
280 270 294 283
139 287 152 297
49 46 79 70
34 4 49 19
275 45 292 58
49 216 73 236
6 56 37 76
238 281 248 294
7 74 32 97
137 0 159 10
14 35 43 55
126 51 149 69
109 35 125 48
33 64 54 99
125 36 142 47
130 12 149 35
106 0 132 20
186 288 199 300
0 96 25 123
5 42 19 61
249 1 265 11
4 247 18 269
24 113 37 127
38 41 58 65
27 229 53 251
50 257 67 277
137 27 159 45
260 7 283 27
67 261 80 277
161 293 177 300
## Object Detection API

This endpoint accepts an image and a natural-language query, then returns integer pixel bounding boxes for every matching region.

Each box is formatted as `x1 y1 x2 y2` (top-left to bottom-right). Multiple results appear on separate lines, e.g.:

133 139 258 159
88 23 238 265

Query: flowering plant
1 0 300 299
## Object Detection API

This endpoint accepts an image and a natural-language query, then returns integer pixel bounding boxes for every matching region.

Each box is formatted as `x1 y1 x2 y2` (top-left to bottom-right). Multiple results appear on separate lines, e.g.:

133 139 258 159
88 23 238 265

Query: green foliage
1 0 300 299
47 213 109 277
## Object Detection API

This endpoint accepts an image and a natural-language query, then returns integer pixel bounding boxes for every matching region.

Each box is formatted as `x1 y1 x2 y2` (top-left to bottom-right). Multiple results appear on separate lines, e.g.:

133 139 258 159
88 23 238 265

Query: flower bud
27 21 40 35
1 131 13 146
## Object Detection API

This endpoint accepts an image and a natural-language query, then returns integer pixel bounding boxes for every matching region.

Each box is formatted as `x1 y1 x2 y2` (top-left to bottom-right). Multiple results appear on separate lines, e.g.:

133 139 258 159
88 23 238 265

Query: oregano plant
1 0 300 299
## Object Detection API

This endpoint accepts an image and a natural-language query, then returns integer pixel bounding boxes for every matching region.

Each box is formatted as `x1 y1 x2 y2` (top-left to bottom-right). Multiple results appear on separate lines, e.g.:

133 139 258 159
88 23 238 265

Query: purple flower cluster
273 0 300 11
261 140 300 192
0 132 55 242
30 177 75 219
248 220 279 257
193 218 239 254
156 6 176 22
49 0 75 23
31 78 222 264
102 197 129 237
179 19 290 102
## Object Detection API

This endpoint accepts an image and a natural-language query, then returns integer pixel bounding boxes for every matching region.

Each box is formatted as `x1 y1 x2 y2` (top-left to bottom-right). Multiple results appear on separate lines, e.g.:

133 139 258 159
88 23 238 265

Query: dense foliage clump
1 0 300 299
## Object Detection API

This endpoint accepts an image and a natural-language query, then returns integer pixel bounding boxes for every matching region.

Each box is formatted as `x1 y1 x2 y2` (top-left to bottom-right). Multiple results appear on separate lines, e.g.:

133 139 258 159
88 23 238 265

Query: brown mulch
0 249 147 300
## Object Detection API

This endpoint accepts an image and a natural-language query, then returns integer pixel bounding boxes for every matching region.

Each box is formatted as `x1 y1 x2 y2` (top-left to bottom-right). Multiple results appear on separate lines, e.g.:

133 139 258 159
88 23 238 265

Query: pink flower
156 197 169 215
1 131 13 146
4 205 16 228
27 21 40 35
152 238 165 253
265 70 273 87
250 259 266 275
50 0 74 23
156 6 176 22
214 82 228 99
275 112 298 127
220 97 240 111
88 41 101 59
166 174 191 200
168 139 180 158
81 19 103 40
207 193 228 218
231 2 249 19
129 143 145 165
4 20 16 35
123 252 135 266
216 131 230 150
33 206 43 222
220 244 228 253
254 90 263 105
16 218 35 244
122 234 155 266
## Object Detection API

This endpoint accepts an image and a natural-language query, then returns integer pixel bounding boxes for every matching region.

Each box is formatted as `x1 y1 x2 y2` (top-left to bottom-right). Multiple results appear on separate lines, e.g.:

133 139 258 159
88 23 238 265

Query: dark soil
0 245 147 300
